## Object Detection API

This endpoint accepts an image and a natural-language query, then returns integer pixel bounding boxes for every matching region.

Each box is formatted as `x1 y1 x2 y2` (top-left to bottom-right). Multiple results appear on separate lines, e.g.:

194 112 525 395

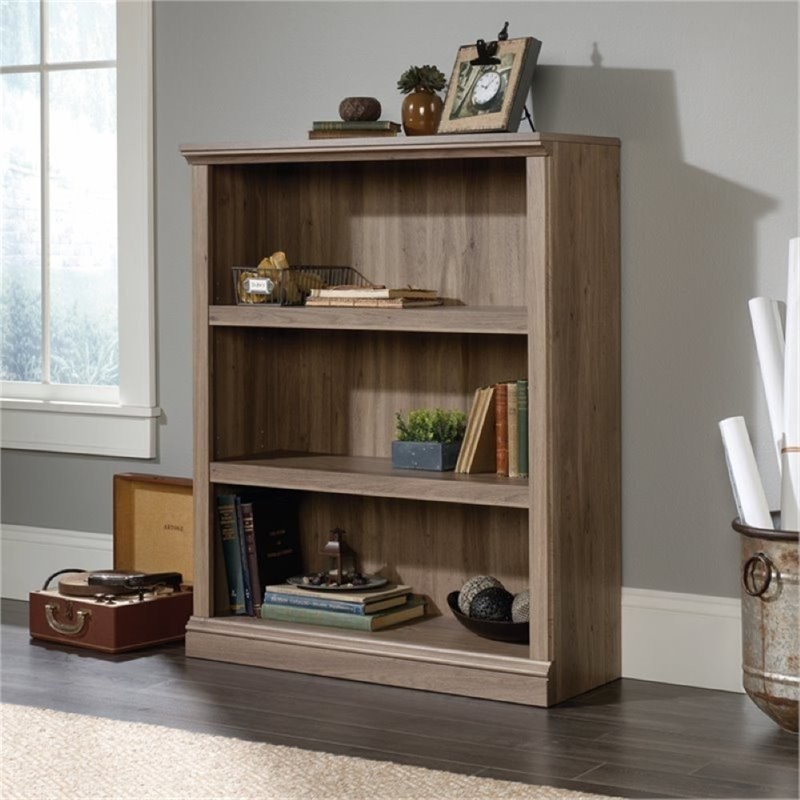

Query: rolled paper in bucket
781 237 800 530
748 297 784 473
719 416 773 529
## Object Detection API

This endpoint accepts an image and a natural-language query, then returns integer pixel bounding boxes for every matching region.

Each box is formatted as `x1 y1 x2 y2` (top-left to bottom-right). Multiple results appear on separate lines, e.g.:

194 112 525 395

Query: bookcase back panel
211 328 527 460
210 159 528 307
299 495 529 617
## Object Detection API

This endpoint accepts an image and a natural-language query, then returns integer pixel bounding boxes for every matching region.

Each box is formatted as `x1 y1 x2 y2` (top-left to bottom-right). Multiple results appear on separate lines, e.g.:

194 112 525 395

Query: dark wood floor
2 600 796 799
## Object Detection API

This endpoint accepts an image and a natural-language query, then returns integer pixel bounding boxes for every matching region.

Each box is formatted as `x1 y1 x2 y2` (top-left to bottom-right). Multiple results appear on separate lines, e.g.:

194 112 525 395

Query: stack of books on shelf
260 583 425 630
455 379 528 477
216 490 302 616
305 285 442 309
308 120 401 140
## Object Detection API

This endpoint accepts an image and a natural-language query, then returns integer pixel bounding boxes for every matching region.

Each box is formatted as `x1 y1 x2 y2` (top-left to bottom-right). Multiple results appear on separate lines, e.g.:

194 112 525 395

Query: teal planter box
391 440 462 471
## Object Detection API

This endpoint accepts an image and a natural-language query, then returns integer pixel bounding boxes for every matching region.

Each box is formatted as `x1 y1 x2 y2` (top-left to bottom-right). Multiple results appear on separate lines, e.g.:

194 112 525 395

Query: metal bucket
733 514 798 733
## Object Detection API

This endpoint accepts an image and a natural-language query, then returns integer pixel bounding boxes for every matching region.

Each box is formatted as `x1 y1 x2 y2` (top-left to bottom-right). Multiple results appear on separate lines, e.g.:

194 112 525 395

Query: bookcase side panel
192 164 213 618
545 142 622 702
525 155 554 666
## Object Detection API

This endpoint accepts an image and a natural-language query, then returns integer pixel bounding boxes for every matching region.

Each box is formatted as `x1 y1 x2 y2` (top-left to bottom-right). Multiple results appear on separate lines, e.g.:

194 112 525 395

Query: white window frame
0 1 159 458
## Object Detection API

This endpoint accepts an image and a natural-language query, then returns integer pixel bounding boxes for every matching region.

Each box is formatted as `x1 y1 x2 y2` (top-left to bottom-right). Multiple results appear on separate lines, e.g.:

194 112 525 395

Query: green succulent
395 408 467 444
397 65 447 94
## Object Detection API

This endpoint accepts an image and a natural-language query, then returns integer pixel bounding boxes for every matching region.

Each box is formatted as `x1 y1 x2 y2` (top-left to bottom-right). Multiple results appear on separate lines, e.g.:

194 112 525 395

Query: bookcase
181 132 620 706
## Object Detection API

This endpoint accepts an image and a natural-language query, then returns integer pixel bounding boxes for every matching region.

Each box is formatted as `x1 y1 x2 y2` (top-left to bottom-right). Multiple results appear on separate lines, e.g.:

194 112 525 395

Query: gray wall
2 1 797 598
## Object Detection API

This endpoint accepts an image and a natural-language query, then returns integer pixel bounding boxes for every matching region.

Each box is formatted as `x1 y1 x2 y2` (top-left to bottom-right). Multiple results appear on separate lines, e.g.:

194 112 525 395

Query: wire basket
232 265 373 306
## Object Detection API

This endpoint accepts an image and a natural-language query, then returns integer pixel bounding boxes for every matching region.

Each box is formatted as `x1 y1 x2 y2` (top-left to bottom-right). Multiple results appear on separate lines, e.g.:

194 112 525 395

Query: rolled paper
719 416 774 529
781 449 800 531
781 237 800 530
748 297 785 473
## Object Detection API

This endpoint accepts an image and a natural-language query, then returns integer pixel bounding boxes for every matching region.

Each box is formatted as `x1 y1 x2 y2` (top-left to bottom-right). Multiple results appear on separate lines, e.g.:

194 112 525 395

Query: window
0 0 157 457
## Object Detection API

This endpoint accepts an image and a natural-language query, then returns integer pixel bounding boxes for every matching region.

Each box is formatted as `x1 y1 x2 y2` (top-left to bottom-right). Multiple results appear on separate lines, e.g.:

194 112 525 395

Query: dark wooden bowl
446 591 529 644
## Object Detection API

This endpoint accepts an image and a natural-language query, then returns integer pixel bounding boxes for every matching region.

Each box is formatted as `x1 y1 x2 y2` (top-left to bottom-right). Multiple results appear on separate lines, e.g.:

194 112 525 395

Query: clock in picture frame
438 36 542 134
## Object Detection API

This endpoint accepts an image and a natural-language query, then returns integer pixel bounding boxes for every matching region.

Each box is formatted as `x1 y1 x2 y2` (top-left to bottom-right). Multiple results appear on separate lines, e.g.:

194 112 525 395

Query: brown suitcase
29 474 194 654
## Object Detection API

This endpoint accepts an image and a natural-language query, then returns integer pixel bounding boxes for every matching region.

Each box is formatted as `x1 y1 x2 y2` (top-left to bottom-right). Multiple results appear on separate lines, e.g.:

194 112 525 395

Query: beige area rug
1 703 619 800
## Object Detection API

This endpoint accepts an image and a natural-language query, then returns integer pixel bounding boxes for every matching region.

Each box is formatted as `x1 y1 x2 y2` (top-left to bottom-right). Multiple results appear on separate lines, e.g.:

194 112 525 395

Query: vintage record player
29 474 194 654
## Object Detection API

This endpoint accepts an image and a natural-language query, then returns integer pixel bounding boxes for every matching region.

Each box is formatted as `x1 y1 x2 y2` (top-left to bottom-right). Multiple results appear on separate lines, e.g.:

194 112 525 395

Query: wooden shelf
210 454 529 509
209 304 528 335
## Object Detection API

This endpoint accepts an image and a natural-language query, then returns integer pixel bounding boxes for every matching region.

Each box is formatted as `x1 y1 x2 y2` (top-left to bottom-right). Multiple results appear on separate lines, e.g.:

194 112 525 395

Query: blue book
234 497 254 616
216 494 246 615
261 591 407 616
260 597 425 631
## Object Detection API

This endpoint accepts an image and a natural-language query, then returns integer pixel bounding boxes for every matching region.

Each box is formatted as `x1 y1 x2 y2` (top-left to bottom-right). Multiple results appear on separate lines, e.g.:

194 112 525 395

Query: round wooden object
338 96 381 122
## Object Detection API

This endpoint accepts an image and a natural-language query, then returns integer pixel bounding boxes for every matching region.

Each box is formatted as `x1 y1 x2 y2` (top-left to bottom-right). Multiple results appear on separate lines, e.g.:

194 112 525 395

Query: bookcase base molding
186 616 553 706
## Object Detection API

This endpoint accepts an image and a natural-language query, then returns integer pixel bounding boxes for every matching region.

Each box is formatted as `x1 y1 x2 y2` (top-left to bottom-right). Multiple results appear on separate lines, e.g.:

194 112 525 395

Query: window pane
1 72 42 382
49 68 118 386
47 0 115 63
0 0 40 66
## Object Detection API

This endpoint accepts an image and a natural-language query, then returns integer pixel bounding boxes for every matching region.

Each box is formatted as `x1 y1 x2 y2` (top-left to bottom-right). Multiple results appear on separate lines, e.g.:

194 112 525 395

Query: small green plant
395 408 467 444
397 64 447 94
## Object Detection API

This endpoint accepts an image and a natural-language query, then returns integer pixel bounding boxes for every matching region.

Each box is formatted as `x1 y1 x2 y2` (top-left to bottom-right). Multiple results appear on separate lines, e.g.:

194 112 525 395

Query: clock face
472 70 502 107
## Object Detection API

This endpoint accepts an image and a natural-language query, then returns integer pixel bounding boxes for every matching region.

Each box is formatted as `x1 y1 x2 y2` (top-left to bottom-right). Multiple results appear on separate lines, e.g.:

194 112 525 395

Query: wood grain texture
180 132 620 165
210 456 529 509
210 159 527 307
537 142 622 703
186 622 549 706
210 305 527 334
186 136 621 706
191 165 212 617
209 329 526 462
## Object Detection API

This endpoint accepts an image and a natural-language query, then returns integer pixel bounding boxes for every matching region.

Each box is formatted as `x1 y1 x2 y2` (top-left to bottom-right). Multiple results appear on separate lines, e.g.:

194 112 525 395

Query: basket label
243 277 275 295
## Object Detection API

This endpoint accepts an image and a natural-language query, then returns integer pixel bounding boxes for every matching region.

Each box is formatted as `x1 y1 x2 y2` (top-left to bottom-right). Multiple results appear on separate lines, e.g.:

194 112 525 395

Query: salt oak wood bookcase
181 132 620 706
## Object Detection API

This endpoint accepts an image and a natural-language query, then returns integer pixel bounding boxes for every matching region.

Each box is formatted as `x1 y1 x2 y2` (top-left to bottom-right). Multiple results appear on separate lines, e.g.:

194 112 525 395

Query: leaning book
260 597 426 630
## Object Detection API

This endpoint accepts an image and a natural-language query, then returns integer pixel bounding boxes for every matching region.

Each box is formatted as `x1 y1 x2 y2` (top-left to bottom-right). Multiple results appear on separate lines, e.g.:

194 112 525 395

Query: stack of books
455 379 528 477
260 582 425 630
216 490 302 617
308 121 401 140
305 286 441 309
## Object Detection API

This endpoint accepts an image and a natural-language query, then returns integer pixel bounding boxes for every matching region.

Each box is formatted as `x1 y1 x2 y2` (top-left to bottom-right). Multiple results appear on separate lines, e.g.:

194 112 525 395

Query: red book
495 382 509 476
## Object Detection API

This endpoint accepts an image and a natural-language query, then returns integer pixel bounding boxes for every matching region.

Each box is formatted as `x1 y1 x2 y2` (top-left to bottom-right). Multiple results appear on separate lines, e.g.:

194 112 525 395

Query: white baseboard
622 586 743 693
0 525 744 693
1 524 113 600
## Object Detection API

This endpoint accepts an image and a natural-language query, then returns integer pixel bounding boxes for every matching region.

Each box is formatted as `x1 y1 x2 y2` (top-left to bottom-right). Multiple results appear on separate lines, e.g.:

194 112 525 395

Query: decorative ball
458 575 503 615
470 587 514 621
511 590 530 623
338 96 382 122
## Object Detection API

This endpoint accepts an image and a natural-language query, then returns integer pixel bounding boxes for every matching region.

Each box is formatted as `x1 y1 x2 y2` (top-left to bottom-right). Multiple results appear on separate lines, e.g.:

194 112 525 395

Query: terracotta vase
401 88 444 136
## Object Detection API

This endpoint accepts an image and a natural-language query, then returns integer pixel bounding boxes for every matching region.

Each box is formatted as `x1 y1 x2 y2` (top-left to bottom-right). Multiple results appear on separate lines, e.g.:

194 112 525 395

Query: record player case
29 474 194 654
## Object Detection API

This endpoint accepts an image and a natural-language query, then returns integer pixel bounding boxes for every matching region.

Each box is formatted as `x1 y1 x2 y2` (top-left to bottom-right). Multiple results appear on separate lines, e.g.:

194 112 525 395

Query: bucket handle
742 552 774 597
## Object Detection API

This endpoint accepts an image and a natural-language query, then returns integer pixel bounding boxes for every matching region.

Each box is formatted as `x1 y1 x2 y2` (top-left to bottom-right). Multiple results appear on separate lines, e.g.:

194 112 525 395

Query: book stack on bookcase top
455 379 528 477
308 121 401 140
260 583 425 630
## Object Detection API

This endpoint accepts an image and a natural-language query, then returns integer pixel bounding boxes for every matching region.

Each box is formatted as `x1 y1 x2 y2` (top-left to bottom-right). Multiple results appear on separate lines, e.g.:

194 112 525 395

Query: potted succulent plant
392 408 467 471
397 64 447 136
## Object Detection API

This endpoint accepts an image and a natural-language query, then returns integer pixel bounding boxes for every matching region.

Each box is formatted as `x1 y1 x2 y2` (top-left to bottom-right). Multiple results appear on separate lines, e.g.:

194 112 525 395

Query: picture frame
438 37 542 134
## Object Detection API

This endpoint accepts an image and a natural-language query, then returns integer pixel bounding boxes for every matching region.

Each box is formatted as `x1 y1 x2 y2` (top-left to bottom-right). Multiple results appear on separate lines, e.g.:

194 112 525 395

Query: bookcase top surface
180 131 620 165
